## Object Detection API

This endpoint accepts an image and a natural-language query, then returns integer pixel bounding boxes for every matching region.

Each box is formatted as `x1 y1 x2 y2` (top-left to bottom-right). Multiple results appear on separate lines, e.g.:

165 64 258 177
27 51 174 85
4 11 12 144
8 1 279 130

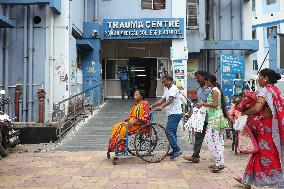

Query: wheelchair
107 112 170 165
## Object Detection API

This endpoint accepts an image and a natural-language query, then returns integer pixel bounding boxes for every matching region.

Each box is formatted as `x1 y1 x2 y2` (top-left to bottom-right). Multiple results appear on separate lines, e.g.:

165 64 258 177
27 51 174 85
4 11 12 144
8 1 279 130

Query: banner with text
102 18 184 40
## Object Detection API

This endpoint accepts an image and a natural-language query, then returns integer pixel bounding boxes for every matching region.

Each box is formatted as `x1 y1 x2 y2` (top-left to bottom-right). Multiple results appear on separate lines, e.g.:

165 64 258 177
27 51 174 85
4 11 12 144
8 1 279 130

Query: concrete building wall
71 0 85 32
205 0 253 79
252 0 284 73
97 0 172 20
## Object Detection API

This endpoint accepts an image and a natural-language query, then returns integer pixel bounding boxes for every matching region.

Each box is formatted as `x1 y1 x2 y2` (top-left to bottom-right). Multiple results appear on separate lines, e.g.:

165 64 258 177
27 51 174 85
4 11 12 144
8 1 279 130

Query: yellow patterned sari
108 100 150 152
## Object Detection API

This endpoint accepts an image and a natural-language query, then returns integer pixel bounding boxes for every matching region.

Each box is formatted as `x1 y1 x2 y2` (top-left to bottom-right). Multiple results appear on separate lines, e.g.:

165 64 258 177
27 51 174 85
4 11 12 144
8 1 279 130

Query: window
141 0 165 10
102 59 129 79
252 29 256 40
266 0 276 5
252 0 255 11
186 0 199 30
267 26 277 38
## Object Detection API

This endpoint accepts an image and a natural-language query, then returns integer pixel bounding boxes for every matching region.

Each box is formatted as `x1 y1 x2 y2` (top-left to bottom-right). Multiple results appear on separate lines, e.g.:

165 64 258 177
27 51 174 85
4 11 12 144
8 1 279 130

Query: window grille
186 0 199 30
141 0 165 10
267 26 277 38
266 0 276 5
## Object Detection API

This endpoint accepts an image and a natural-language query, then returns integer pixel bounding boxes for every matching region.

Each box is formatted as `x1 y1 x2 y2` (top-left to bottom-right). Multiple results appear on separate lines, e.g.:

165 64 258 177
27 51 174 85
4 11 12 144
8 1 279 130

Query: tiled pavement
0 99 273 188
0 146 272 189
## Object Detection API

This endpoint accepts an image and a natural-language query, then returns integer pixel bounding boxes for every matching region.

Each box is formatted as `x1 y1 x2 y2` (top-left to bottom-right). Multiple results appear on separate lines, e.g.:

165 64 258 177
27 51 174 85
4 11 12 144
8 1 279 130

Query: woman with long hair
197 73 228 173
107 89 151 154
234 68 284 188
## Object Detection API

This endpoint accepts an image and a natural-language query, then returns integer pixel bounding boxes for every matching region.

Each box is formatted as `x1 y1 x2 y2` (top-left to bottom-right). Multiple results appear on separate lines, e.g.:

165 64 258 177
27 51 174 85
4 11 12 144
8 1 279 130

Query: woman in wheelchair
108 89 151 153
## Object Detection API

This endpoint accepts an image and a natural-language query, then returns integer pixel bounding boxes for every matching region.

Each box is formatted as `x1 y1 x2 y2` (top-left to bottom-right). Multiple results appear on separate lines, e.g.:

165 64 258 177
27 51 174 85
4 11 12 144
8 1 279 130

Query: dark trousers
192 121 208 158
120 80 129 99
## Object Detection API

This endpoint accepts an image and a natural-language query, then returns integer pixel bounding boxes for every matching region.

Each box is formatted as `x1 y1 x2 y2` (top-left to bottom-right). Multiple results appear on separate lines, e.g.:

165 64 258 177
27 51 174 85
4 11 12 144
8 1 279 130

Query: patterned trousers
205 128 224 166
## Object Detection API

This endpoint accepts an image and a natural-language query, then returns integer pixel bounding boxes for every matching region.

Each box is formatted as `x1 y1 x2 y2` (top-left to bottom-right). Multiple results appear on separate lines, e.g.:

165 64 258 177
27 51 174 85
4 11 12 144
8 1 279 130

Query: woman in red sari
235 68 284 188
107 89 151 153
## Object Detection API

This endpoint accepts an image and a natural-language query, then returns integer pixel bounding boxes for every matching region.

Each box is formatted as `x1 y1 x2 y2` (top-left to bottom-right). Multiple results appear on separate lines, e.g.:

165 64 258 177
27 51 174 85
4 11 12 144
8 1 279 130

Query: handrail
178 90 195 143
178 91 193 110
56 84 102 105
53 83 104 141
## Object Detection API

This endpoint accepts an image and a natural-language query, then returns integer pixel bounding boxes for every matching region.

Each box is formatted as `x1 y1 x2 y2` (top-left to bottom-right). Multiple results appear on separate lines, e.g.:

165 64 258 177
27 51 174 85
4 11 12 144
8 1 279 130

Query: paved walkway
0 145 270 189
0 99 273 188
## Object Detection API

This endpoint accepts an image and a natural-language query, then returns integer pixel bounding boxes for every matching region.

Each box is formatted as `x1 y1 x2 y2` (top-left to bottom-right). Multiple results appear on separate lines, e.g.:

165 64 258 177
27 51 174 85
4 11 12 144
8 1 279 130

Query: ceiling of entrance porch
101 40 171 59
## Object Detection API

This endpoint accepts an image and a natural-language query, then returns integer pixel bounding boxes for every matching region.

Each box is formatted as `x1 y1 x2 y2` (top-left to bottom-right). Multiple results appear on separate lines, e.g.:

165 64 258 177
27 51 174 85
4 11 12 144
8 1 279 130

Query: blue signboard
102 18 184 40
221 54 245 108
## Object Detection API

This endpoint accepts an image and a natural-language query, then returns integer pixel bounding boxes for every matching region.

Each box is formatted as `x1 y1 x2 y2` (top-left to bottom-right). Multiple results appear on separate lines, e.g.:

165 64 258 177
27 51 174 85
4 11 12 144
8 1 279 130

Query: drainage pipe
28 6 34 122
94 0 98 20
49 11 55 121
23 6 28 122
84 0 87 22
230 0 234 54
4 6 10 113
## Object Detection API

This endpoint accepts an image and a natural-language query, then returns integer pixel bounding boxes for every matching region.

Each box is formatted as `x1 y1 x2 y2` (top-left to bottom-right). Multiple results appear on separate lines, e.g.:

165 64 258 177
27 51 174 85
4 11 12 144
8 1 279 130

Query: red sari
108 100 150 152
242 85 284 187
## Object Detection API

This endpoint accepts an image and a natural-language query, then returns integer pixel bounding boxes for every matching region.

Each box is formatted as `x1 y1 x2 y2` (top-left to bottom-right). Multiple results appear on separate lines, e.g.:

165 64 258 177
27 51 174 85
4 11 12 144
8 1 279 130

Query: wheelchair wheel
127 134 137 156
134 123 170 163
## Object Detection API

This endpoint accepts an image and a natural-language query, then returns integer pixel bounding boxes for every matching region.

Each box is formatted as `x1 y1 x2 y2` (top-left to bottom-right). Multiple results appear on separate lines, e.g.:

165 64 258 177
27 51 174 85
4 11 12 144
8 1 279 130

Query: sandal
208 164 215 169
233 176 251 189
211 165 225 173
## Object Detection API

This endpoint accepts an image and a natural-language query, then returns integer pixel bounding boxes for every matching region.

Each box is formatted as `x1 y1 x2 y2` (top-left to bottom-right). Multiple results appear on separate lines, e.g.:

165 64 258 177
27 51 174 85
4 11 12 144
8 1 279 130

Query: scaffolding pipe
23 6 28 122
28 6 34 122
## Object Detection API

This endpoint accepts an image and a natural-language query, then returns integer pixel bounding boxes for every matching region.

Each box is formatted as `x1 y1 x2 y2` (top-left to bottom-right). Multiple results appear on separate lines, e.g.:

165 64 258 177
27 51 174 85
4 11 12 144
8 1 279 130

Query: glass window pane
252 0 255 11
266 0 276 5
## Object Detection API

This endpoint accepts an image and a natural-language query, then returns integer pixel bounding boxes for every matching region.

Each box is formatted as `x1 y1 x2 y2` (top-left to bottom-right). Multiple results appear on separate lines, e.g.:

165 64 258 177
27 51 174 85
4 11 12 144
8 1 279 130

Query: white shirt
162 84 182 115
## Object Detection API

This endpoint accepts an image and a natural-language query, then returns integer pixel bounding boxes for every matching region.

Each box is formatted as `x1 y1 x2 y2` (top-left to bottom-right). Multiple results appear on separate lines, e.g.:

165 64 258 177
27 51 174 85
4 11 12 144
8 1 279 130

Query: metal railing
52 84 104 141
179 91 195 143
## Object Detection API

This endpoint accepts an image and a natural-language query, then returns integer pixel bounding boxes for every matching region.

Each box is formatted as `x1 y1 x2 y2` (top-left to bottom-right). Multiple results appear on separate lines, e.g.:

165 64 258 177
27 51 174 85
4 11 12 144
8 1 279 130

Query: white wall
251 0 284 75
171 0 188 95
97 0 172 20
48 0 71 105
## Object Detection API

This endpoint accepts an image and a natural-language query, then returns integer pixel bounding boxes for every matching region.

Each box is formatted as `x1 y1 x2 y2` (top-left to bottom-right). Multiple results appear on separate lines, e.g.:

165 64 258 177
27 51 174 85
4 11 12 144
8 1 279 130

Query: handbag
238 126 259 154
233 115 248 131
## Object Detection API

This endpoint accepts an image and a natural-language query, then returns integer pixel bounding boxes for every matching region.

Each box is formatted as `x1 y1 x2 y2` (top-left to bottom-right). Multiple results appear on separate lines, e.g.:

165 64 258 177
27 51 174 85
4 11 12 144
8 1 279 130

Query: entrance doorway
129 58 157 98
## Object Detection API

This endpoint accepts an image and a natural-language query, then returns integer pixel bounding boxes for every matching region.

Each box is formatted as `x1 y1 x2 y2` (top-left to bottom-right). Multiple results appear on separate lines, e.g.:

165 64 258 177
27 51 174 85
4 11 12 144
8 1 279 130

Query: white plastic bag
184 107 207 132
233 115 248 131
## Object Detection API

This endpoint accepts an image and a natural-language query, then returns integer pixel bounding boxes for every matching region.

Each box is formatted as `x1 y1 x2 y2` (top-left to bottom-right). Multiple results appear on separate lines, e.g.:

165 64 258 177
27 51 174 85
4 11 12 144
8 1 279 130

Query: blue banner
221 54 245 108
102 18 184 40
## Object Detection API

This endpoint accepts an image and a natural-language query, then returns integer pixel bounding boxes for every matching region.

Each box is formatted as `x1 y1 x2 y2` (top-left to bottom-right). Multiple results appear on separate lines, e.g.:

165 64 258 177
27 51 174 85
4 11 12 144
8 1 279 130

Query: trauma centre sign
102 18 184 40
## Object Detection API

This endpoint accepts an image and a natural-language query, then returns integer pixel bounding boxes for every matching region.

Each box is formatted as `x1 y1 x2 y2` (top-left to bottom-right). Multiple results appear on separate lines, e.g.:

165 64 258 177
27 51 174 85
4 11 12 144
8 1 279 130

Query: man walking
150 75 182 159
119 66 129 99
183 70 210 163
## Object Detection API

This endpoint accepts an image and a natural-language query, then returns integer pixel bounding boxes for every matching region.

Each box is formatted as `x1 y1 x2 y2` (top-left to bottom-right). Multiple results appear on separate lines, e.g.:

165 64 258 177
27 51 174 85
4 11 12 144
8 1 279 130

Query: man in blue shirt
119 66 129 99
183 70 211 163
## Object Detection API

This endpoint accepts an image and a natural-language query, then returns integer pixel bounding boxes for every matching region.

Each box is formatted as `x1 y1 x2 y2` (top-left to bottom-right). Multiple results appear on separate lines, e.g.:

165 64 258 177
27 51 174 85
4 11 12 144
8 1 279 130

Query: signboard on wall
102 18 184 40
173 59 186 95
221 54 245 108
187 59 199 100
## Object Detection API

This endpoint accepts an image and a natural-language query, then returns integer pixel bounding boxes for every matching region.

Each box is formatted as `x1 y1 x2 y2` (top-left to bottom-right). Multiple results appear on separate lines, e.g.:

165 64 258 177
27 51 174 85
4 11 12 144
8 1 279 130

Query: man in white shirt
150 75 182 159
